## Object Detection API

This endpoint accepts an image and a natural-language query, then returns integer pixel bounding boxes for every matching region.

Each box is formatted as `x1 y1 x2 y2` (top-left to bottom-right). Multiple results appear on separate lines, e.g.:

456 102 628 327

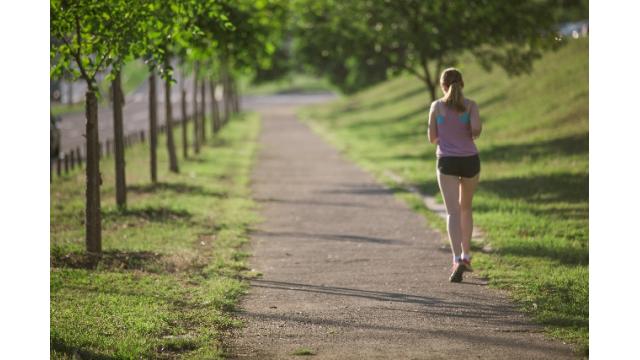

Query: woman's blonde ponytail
440 68 466 112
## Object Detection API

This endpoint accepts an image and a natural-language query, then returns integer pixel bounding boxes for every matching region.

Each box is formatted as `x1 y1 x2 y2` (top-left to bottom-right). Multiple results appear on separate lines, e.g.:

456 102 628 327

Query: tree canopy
292 0 566 99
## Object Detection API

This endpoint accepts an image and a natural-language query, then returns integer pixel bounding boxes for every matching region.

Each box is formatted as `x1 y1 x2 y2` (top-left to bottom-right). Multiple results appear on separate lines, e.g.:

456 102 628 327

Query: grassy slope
301 38 588 354
50 114 261 359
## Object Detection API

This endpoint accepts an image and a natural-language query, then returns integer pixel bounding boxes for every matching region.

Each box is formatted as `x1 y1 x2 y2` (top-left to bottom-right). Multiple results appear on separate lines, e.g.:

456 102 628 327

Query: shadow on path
253 230 409 245
239 309 567 356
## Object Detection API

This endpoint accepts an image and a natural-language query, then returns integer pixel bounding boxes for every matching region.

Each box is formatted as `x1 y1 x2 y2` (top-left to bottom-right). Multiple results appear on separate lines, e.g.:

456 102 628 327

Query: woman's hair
440 68 466 112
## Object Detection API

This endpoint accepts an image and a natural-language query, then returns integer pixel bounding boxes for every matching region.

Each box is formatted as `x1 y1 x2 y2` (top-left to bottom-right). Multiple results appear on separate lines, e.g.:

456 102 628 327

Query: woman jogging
427 68 482 283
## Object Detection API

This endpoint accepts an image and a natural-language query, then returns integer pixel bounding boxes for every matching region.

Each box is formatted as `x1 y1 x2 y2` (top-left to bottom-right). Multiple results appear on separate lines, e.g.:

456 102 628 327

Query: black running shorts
437 154 481 178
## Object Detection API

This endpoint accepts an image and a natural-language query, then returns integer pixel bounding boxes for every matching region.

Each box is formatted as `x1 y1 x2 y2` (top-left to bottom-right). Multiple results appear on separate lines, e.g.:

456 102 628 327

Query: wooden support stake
76 147 82 167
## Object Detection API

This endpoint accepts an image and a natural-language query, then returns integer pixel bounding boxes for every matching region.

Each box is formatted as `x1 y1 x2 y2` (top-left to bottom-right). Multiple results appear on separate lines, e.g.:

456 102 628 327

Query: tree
148 72 159 183
214 0 289 121
209 77 221 134
112 72 127 208
51 0 145 253
164 57 179 173
293 0 562 100
291 1 392 94
192 61 200 154
140 0 186 174
180 68 189 158
109 5 146 210
200 73 206 143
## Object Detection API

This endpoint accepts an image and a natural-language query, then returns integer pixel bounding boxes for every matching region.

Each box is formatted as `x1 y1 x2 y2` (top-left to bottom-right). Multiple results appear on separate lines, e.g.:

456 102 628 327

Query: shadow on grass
479 172 588 205
344 107 425 132
184 156 208 163
102 206 193 223
50 249 165 271
51 339 117 360
478 92 507 110
337 85 425 115
481 134 588 163
498 242 588 266
128 182 227 198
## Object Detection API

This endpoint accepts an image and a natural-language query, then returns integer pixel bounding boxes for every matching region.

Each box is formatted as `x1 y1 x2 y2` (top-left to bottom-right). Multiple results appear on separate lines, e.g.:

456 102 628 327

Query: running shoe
461 258 473 272
449 262 464 283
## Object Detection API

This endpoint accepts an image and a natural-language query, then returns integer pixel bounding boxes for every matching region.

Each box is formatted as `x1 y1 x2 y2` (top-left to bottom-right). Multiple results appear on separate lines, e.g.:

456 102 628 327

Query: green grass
292 347 316 356
241 73 338 96
50 113 261 359
51 102 85 116
300 38 588 355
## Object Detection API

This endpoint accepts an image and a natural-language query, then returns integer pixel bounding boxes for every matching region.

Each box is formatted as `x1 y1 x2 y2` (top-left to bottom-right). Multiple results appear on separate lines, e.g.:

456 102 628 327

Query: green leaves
292 0 565 94
51 0 289 90
51 0 147 89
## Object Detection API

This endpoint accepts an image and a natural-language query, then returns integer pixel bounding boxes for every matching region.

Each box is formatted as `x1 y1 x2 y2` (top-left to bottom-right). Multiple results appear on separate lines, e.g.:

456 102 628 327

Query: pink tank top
434 99 479 158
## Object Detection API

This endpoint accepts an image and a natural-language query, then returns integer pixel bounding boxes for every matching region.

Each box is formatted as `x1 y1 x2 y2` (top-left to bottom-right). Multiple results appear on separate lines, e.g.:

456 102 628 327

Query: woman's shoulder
430 98 444 110
464 98 478 109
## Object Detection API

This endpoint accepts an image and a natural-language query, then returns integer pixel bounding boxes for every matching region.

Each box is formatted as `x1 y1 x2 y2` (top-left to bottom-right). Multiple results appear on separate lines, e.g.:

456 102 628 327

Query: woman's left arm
428 102 439 144
470 101 482 139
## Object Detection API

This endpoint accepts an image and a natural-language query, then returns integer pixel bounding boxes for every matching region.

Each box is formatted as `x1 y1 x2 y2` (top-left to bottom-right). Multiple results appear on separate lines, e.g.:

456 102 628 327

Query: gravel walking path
228 102 576 359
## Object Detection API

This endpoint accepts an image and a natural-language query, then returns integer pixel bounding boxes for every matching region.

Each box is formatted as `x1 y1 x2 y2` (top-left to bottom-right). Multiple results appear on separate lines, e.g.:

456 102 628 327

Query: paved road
56 76 336 156
228 103 576 359
56 75 201 154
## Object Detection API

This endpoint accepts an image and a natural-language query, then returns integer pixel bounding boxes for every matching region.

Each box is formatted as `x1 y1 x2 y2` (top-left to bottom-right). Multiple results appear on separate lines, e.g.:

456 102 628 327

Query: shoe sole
449 265 464 283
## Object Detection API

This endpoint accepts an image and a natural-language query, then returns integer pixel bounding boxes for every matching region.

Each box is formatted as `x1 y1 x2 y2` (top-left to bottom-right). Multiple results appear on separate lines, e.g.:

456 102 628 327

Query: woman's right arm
428 102 438 144
470 101 482 139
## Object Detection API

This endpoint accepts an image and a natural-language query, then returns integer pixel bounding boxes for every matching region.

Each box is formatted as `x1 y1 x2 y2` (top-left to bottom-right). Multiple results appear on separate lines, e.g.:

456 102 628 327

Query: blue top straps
437 112 469 124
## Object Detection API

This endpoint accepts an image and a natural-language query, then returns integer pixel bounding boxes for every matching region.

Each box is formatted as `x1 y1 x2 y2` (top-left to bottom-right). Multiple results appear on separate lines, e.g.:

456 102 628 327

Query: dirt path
228 103 575 359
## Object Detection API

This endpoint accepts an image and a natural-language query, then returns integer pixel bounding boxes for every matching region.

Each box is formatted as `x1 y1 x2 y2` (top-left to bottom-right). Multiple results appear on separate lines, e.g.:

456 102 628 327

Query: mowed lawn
50 113 261 358
302 38 588 354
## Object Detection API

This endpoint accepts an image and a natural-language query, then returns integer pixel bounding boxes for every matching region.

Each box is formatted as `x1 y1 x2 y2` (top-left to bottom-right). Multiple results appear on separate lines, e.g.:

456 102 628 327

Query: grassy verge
50 113 261 359
300 38 588 355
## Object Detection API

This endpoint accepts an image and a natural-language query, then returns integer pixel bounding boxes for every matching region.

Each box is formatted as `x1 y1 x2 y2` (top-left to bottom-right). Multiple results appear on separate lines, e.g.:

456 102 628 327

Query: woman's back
432 98 479 158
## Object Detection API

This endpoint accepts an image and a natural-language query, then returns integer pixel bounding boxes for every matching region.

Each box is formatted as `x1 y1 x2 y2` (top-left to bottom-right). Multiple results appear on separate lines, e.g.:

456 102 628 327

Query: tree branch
64 17 91 86
399 63 427 83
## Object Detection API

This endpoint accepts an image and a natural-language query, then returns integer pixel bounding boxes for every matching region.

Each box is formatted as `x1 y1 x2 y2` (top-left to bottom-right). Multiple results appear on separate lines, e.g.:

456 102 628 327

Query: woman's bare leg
437 171 462 259
459 174 479 257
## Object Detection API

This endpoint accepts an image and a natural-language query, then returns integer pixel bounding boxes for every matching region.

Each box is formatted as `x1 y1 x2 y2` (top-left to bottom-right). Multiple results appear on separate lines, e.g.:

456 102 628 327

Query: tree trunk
221 67 230 125
193 65 200 154
200 80 206 143
112 71 126 209
149 72 158 183
209 79 220 134
232 76 240 113
85 90 101 253
181 88 188 158
422 62 438 102
67 79 74 105
425 81 437 102
165 71 179 173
